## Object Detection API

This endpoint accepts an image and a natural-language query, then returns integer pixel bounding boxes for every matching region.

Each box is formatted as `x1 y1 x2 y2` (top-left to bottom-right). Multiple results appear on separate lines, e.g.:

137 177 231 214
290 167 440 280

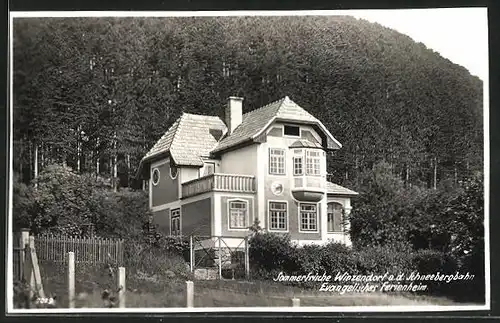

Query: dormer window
284 125 300 137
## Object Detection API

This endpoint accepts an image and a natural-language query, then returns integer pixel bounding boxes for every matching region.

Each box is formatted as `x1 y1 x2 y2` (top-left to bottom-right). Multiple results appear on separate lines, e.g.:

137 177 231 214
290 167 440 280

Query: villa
136 96 358 248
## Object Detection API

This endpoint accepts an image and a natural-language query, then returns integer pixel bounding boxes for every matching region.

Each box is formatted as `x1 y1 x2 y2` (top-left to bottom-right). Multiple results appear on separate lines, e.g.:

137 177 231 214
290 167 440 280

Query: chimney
225 96 243 134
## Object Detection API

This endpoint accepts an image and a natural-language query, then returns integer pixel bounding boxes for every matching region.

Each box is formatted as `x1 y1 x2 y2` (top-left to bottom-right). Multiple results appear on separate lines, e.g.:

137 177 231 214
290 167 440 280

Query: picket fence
34 234 124 264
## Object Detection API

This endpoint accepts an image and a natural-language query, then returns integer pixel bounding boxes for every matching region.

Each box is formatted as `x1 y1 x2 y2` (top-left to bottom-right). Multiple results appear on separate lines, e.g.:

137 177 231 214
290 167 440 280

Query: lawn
34 262 464 308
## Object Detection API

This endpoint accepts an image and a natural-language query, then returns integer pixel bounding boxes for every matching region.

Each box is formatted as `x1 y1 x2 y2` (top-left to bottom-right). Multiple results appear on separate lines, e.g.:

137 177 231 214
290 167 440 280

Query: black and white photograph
7 8 488 313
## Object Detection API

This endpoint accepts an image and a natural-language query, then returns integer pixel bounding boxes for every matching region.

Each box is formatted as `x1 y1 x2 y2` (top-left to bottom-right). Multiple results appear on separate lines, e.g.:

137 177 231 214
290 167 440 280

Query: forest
12 15 483 190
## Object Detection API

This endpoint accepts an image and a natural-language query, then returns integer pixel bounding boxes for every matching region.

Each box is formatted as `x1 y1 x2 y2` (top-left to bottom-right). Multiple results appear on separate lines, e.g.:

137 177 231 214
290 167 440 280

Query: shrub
317 242 357 274
354 245 413 275
249 232 301 279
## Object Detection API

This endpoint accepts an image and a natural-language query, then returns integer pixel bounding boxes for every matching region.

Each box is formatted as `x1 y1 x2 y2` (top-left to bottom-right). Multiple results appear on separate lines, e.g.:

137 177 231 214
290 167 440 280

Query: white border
7 8 490 314
267 200 289 232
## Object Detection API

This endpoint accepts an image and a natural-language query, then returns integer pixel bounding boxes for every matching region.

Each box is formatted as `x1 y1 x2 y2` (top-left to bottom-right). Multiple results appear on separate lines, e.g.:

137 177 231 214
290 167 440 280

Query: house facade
136 96 358 248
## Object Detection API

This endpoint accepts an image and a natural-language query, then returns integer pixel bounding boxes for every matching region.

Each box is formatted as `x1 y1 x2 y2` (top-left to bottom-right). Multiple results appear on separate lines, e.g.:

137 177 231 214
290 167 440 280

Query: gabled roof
136 96 343 179
211 96 342 154
139 113 226 168
327 181 359 197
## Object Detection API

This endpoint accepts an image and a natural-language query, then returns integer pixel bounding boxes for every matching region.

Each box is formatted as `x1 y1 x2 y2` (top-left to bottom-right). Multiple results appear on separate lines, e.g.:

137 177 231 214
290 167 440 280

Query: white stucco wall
219 144 258 175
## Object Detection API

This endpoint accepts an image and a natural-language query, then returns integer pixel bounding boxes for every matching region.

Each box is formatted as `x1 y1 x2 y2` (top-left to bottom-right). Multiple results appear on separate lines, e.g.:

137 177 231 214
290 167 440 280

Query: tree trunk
112 132 117 192
113 154 118 192
96 137 100 177
77 143 81 173
454 162 458 184
29 141 32 182
19 138 24 183
34 143 38 188
433 157 437 190
40 141 44 169
127 153 131 188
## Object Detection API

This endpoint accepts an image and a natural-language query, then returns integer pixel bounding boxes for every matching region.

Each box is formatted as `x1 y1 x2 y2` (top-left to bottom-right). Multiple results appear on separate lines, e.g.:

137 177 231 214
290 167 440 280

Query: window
170 164 178 179
269 148 285 175
229 200 248 229
171 209 181 236
306 150 321 176
152 168 160 186
269 202 287 231
300 204 318 231
284 125 300 137
293 157 303 176
202 162 215 177
327 203 344 232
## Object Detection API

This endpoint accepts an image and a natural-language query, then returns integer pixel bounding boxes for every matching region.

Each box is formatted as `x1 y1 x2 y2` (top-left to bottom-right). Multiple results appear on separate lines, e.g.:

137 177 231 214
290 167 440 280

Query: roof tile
142 113 226 166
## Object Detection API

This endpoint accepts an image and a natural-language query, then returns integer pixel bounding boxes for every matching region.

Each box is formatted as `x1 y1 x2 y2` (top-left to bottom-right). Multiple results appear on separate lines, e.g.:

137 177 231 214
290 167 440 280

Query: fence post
218 237 222 280
186 281 194 308
118 267 126 308
29 236 45 299
20 229 30 282
23 243 34 300
189 235 194 273
68 252 75 308
244 236 250 279
292 298 300 307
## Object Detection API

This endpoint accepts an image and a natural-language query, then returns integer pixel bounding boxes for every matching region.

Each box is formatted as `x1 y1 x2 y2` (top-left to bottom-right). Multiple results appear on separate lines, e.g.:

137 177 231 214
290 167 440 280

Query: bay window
305 150 321 176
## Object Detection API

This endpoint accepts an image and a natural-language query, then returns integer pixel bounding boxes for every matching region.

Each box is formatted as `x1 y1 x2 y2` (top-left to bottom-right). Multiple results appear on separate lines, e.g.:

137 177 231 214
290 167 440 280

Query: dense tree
13 16 483 189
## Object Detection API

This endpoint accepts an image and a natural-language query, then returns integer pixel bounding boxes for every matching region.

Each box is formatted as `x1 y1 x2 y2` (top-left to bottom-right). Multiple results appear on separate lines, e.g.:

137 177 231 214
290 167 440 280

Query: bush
317 242 357 274
249 233 301 279
248 232 483 302
354 245 413 275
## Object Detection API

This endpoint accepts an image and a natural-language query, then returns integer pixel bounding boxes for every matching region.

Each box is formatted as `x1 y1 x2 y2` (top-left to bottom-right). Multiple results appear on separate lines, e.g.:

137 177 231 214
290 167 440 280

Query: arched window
327 202 344 233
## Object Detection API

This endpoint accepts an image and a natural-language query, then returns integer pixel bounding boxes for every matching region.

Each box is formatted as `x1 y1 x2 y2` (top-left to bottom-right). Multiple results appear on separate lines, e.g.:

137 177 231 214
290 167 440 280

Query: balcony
182 173 256 199
291 175 325 202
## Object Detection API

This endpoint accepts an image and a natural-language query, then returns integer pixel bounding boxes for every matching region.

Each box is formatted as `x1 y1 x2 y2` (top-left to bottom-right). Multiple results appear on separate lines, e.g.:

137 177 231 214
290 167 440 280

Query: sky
343 8 488 81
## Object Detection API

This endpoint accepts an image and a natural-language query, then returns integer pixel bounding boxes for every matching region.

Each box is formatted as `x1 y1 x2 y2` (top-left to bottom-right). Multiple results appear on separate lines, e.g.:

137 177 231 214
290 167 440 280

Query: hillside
12 16 483 188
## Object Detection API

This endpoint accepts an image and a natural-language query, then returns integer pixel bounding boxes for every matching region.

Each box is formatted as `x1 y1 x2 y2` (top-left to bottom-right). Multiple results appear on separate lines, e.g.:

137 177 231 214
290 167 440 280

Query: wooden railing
182 173 256 198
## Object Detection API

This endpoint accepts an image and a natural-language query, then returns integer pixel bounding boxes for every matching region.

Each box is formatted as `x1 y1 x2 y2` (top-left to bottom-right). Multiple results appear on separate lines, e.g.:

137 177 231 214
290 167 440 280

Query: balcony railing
182 173 256 199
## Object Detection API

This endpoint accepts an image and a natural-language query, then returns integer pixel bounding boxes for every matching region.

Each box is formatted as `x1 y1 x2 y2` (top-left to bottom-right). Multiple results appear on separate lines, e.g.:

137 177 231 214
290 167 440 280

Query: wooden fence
34 234 124 264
